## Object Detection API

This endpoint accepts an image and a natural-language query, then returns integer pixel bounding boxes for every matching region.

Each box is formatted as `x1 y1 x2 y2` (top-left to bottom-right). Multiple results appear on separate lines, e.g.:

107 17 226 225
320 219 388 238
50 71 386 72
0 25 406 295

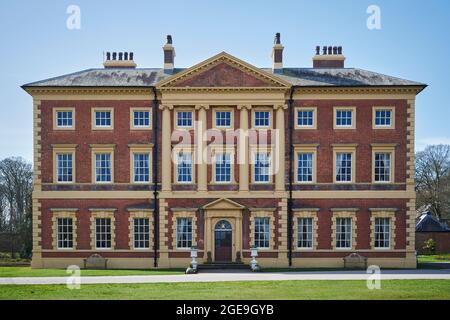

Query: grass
0 280 449 300
0 267 184 278
418 254 450 263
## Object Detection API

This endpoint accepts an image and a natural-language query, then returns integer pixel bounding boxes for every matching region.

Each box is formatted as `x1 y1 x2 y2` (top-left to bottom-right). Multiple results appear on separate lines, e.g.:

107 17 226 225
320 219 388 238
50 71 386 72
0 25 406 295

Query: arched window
215 220 232 231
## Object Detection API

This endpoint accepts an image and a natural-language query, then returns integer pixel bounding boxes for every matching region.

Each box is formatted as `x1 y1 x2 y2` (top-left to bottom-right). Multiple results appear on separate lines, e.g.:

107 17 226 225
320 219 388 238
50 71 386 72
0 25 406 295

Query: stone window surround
90 144 115 184
174 106 195 130
52 144 77 184
250 144 275 184
373 106 395 129
249 209 276 250
251 106 273 129
172 144 196 185
293 208 319 251
212 107 234 130
331 208 358 250
53 107 75 130
51 208 78 250
333 106 356 130
91 107 114 130
295 107 317 130
128 209 153 250
209 144 237 184
293 144 318 184
369 208 397 250
130 107 152 130
89 209 116 250
172 210 198 250
128 144 153 184
371 143 396 184
332 144 357 184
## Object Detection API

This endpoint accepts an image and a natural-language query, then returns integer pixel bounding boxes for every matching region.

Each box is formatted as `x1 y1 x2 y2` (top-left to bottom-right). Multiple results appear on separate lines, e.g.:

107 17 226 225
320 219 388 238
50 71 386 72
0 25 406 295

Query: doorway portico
202 198 245 263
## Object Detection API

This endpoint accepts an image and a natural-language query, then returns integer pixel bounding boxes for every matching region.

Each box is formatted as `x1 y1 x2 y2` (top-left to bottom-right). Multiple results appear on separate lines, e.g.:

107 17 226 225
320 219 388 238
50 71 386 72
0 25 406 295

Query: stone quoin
22 34 426 269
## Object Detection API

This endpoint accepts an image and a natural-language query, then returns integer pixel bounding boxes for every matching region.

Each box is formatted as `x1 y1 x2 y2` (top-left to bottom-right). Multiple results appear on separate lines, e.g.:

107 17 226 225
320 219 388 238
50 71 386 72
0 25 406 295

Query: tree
415 145 450 220
0 157 33 258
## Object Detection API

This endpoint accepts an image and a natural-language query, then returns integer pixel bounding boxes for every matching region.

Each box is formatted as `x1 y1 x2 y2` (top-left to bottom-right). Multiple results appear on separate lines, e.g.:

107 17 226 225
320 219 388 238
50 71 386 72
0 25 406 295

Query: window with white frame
56 111 73 128
177 111 193 128
215 153 232 183
297 152 313 183
176 152 193 183
254 152 270 183
56 153 73 183
215 111 232 128
375 109 392 127
133 153 150 183
297 218 313 249
335 109 353 127
336 218 352 249
374 217 391 249
134 218 150 249
176 217 192 249
57 218 73 249
254 217 270 249
335 152 352 182
374 152 391 182
95 218 112 249
297 110 314 127
133 110 150 127
254 111 270 128
95 110 112 127
95 153 112 183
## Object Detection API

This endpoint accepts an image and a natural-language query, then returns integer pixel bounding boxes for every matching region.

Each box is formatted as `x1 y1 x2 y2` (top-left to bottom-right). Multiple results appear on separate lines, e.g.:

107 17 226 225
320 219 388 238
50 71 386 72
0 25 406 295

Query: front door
214 220 232 262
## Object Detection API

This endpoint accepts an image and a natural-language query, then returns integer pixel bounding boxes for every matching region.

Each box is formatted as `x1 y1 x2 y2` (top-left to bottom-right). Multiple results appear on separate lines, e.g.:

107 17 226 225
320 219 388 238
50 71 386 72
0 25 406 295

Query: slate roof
22 67 426 88
416 212 450 232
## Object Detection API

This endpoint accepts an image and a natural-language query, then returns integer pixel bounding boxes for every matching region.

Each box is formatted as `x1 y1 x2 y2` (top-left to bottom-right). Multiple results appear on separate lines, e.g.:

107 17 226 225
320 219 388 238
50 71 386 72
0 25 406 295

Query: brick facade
24 50 424 269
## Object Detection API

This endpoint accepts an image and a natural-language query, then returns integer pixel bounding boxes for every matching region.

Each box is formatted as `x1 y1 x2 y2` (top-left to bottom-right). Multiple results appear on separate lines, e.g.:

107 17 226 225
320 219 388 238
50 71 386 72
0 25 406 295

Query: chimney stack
272 33 284 74
313 45 345 68
103 51 137 68
163 35 175 74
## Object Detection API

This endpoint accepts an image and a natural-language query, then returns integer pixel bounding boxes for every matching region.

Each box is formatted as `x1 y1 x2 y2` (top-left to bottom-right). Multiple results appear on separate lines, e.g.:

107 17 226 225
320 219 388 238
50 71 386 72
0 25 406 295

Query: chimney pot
103 51 136 68
274 32 281 44
313 45 346 68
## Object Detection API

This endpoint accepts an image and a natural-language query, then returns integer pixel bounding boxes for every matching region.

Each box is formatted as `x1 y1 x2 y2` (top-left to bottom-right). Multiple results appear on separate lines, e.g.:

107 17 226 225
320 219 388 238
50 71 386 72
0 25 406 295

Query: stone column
196 105 209 191
160 105 173 192
275 104 287 192
238 105 250 192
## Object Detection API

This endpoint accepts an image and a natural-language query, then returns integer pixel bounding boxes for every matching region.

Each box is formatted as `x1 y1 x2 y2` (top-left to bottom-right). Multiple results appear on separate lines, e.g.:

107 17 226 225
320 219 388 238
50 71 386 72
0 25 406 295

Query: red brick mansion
23 34 426 269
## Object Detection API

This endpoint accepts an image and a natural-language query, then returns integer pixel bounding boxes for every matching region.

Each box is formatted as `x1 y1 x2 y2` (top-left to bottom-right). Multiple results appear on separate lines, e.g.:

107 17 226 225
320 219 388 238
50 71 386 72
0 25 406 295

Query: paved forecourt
1 269 450 285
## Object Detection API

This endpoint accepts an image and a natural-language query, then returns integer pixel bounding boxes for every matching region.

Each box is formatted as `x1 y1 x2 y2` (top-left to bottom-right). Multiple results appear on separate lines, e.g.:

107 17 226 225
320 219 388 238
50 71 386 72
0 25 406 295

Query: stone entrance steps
198 262 250 271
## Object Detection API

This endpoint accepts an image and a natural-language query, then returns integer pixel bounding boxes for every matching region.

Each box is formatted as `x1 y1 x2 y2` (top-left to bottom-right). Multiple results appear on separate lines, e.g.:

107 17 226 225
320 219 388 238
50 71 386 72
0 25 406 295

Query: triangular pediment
202 198 245 210
157 52 291 89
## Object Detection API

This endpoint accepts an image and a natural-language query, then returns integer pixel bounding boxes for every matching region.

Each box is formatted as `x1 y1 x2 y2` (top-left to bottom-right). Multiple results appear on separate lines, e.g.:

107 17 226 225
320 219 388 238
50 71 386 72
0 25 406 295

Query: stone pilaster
275 104 287 191
195 104 209 191
237 105 250 191
159 105 173 192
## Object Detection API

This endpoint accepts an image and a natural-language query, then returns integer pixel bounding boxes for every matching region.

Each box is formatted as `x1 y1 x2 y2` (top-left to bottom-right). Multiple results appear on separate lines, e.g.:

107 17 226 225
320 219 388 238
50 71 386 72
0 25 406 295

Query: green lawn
0 267 184 278
0 280 449 300
418 254 450 263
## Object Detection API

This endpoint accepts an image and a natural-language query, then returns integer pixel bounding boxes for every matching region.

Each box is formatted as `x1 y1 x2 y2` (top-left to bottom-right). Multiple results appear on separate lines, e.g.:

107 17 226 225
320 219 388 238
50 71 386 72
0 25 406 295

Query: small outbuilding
415 212 450 254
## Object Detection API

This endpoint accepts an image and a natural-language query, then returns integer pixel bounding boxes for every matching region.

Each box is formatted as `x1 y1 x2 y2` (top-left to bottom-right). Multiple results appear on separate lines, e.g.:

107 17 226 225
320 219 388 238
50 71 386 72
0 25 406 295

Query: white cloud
417 137 450 151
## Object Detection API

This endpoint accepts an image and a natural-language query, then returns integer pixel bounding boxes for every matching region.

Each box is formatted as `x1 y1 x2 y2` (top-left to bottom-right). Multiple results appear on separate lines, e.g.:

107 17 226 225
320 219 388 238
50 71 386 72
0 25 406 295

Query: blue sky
0 0 449 162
